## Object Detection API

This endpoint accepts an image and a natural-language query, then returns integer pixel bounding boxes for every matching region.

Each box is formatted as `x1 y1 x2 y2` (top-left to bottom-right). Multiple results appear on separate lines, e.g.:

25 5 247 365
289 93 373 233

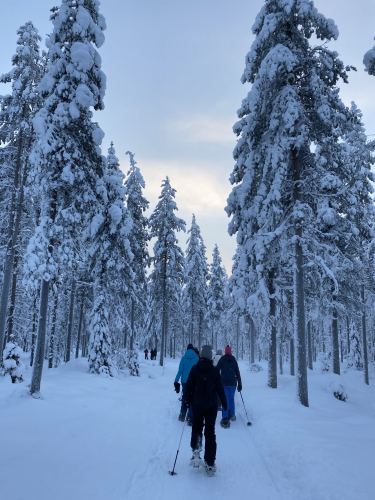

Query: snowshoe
189 450 203 468
220 418 230 429
187 417 193 427
230 415 236 422
178 413 186 422
204 461 217 477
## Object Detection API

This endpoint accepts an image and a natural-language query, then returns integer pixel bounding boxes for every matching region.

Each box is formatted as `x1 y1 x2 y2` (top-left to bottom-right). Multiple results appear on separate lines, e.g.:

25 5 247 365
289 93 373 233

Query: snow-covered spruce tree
125 151 149 349
185 215 208 351
88 143 134 376
364 39 375 76
0 22 43 362
347 320 363 370
149 177 185 367
226 0 353 406
24 0 107 396
207 244 226 348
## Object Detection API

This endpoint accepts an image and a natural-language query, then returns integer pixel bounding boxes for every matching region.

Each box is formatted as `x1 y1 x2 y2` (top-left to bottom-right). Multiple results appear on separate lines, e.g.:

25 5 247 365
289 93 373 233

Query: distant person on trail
174 343 199 425
216 345 242 429
144 349 149 360
185 345 227 477
193 347 200 359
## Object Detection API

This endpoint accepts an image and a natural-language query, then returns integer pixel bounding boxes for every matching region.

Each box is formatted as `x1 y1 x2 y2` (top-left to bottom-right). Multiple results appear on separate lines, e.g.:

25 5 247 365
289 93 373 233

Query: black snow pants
191 403 218 466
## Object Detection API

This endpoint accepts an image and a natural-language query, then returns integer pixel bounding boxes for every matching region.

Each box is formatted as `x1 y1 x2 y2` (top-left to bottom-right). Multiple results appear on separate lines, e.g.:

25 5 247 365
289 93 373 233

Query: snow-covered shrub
128 343 140 376
250 363 263 372
317 352 330 373
3 342 25 383
113 348 127 371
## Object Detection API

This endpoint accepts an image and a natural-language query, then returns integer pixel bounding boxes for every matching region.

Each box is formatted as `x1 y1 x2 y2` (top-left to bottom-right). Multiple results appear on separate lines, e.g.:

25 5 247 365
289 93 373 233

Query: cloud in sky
118 155 236 273
172 114 236 146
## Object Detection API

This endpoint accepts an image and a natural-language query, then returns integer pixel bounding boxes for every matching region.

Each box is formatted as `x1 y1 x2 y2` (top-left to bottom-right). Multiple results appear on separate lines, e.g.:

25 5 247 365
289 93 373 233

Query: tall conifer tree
25 0 107 395
226 0 353 406
149 178 185 366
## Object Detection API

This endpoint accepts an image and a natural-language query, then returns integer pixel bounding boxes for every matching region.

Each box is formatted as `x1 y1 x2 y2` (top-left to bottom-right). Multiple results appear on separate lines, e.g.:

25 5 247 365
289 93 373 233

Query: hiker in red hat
216 345 242 429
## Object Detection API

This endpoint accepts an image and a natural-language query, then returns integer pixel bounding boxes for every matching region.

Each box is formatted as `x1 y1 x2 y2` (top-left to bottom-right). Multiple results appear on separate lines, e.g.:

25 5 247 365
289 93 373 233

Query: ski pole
240 392 252 426
168 410 189 475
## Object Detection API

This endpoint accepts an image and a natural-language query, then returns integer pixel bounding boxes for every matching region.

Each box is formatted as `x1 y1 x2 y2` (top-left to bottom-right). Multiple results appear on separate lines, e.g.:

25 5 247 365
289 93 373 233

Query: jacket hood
185 349 198 359
198 358 214 372
222 353 235 362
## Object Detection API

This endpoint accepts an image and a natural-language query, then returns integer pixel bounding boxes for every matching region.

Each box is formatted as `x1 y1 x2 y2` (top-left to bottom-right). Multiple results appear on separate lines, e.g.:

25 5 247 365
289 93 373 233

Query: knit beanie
200 345 213 360
225 345 232 355
187 343 194 350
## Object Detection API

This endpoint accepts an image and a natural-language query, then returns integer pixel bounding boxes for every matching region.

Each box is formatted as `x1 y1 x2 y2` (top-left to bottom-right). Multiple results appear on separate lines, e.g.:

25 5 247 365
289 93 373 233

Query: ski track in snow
1 355 375 500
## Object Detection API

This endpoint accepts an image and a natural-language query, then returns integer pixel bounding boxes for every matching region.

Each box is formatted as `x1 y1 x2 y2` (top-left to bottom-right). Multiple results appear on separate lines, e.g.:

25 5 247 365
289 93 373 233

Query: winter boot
178 413 186 422
189 449 203 468
204 461 217 477
220 417 230 429
230 415 236 422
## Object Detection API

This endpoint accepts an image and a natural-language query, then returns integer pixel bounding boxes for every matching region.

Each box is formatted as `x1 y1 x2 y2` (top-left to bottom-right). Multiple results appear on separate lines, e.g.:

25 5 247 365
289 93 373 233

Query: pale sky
1 0 375 272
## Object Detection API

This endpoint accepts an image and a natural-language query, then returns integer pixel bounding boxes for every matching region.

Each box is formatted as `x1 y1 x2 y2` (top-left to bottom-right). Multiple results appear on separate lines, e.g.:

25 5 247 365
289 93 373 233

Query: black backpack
195 366 215 407
221 359 236 383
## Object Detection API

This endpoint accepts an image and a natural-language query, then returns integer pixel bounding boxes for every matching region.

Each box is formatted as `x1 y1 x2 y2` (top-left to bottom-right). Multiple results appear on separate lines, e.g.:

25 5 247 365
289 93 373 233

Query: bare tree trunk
75 289 85 359
173 330 176 359
6 250 19 343
279 340 283 375
160 255 166 367
0 128 26 359
30 296 38 367
268 269 277 389
250 317 255 364
30 279 50 395
236 315 239 360
346 315 350 355
307 320 313 370
48 288 59 368
293 148 308 407
65 277 76 362
290 338 295 376
332 305 340 375
361 286 369 385
130 297 135 349
340 338 344 364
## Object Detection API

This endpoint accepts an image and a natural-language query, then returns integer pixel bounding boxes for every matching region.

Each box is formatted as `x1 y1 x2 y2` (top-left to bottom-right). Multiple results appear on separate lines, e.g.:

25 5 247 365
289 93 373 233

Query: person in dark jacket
174 343 199 424
144 349 149 360
216 345 242 428
185 345 227 476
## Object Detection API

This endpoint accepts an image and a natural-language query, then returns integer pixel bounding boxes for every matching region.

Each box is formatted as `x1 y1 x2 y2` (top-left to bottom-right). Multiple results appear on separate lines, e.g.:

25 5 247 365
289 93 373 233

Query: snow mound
323 375 348 402
250 363 263 372
9 384 30 399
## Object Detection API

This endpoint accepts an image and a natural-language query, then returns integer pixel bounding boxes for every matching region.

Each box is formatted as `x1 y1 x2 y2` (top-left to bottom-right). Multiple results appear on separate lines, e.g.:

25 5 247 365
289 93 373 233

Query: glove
174 382 180 394
185 401 191 408
237 384 242 393
222 400 228 412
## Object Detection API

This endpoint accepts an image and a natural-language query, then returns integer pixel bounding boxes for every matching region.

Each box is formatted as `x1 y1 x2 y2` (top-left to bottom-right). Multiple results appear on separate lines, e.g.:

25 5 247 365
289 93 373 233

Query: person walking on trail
216 345 242 429
184 345 227 477
144 349 149 360
174 343 199 425
213 349 223 410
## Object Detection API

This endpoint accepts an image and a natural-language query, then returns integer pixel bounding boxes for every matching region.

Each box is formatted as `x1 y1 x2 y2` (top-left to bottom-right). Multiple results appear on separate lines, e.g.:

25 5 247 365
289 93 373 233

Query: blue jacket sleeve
175 357 184 383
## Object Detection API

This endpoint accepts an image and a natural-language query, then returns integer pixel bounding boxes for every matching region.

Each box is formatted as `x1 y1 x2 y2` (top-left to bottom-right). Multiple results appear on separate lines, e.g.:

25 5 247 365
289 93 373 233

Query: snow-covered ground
1 354 374 500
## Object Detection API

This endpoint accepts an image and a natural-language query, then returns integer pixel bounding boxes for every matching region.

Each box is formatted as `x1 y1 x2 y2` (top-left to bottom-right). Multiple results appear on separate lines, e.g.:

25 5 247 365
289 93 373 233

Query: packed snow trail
1 354 375 500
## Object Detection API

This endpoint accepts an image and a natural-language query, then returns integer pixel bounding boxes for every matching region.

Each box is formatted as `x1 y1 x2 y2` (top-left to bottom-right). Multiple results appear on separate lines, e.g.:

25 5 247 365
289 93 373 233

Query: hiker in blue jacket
174 343 199 425
216 345 242 428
